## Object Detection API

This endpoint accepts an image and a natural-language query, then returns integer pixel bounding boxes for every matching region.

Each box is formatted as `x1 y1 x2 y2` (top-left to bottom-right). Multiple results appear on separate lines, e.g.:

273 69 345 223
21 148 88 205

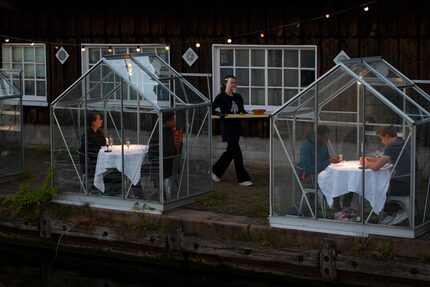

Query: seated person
363 126 412 225
79 112 106 180
142 112 182 200
299 126 341 217
299 125 340 177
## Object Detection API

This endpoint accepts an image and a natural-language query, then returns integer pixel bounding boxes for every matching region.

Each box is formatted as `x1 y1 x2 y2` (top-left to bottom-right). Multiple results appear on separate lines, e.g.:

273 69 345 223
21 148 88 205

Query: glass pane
156 49 169 62
101 48 111 57
2 47 10 62
236 87 249 105
284 89 299 103
24 64 35 78
251 69 264 86
220 68 233 81
12 47 23 62
284 50 298 67
89 48 101 64
114 48 127 54
301 70 315 87
251 88 265 105
235 49 249 66
301 50 315 68
35 47 45 62
268 50 282 67
145 48 156 54
36 81 46 97
268 88 282 105
268 69 282 86
24 47 34 62
36 64 45 79
220 49 233 66
285 69 298 86
236 68 249 85
2 62 10 69
251 50 265 66
12 63 22 71
24 80 35 95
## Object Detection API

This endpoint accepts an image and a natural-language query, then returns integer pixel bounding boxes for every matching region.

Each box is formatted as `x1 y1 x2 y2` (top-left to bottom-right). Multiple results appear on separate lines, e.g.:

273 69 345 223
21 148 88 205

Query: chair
296 165 327 218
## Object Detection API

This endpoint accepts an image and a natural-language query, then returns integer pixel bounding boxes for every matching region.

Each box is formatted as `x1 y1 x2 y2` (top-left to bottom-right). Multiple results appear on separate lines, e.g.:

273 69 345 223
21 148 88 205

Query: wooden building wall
0 0 429 125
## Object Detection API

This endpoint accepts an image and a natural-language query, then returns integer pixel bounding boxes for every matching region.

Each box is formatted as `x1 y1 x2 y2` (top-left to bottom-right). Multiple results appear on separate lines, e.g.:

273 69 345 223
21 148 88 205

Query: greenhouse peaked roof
102 53 210 108
0 71 21 99
274 56 430 124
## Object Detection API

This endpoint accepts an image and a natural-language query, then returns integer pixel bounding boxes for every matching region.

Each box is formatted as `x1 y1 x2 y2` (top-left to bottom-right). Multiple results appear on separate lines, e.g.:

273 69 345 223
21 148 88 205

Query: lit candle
106 137 109 146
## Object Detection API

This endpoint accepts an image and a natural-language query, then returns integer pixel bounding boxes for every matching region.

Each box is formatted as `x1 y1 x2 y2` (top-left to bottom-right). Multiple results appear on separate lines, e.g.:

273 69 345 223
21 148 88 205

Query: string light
81 47 86 52
30 42 35 46
164 45 170 51
195 42 201 48
108 46 113 53
0 1 380 51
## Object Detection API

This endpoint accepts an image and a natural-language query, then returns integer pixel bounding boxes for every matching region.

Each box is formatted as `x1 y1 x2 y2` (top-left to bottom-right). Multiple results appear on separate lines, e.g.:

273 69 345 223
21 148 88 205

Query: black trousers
212 140 250 183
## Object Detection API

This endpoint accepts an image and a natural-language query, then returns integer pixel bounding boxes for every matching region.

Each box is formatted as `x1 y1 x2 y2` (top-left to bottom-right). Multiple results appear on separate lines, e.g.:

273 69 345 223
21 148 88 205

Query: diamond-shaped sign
182 47 198 67
55 47 69 64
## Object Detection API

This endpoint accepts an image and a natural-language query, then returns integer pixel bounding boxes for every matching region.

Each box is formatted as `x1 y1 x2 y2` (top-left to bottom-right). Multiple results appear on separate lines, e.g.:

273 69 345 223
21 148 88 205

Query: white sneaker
211 172 221 182
389 209 408 226
239 181 253 186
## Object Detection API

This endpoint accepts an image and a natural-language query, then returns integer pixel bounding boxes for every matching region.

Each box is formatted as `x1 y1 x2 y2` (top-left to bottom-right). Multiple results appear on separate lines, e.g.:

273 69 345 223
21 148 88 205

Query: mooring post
320 239 337 280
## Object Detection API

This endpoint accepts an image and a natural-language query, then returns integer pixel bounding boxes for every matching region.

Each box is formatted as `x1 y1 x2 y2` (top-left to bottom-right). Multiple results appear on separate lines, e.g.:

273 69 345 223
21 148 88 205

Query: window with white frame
213 45 317 111
1 43 47 106
81 44 170 102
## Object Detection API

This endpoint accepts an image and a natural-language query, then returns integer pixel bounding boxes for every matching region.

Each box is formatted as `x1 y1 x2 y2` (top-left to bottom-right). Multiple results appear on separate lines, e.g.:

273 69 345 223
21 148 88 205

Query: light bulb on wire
227 37 232 44
195 42 201 48
364 6 369 12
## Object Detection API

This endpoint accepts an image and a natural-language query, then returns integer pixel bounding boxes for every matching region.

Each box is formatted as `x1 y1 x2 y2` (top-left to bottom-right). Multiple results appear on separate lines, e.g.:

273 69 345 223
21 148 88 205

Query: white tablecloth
94 144 148 193
317 160 392 214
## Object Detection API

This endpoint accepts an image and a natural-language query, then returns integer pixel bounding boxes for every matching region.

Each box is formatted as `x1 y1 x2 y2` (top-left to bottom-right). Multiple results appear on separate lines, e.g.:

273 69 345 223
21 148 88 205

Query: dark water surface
0 241 335 287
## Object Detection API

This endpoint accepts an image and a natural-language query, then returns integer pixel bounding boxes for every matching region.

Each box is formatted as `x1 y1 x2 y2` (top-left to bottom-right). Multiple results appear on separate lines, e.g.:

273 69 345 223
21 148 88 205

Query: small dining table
94 144 148 193
317 160 392 214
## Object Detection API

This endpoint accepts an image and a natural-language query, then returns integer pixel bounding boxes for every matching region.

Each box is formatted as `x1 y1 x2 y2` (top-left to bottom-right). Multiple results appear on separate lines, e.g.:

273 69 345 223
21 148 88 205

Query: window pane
24 47 34 62
12 63 22 71
2 48 10 62
236 68 249 85
301 50 315 68
235 49 249 66
25 80 35 95
251 69 264 86
284 50 298 67
236 87 249 105
156 49 169 62
114 48 127 54
220 49 233 66
89 48 101 64
35 47 45 62
101 48 111 57
268 88 282 105
251 88 265 105
220 68 233 81
268 50 282 67
36 81 46 97
284 89 299 103
268 69 282 86
285 69 298 86
36 64 45 79
12 47 23 62
301 70 315 86
251 50 265 66
2 62 10 69
24 64 35 78
129 88 137 100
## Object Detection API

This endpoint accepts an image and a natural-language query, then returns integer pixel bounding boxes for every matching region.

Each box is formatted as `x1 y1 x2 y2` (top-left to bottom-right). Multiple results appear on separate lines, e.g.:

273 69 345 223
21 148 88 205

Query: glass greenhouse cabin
51 53 212 213
0 69 23 181
270 57 430 238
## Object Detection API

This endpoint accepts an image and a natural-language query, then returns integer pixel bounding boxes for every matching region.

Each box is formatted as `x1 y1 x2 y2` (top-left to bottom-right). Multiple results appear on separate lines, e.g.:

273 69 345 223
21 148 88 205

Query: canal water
0 241 336 287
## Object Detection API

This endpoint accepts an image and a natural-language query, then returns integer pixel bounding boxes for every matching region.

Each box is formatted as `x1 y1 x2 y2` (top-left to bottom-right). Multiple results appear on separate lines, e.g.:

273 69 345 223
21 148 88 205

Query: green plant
5 166 57 222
